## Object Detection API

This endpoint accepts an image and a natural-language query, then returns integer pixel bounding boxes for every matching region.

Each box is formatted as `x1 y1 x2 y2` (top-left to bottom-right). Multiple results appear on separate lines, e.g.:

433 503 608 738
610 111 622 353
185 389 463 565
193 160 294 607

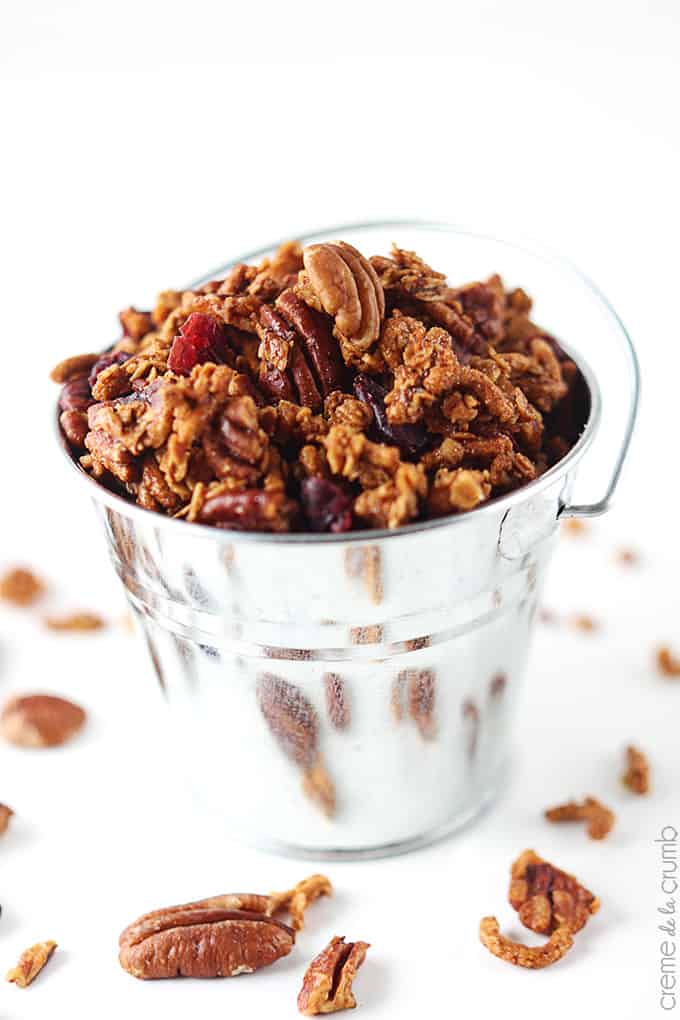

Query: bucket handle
559 314 640 519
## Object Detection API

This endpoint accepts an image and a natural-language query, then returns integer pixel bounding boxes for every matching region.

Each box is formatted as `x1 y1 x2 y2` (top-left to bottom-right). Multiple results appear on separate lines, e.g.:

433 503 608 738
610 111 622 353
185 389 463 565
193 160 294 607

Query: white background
1 2 679 1018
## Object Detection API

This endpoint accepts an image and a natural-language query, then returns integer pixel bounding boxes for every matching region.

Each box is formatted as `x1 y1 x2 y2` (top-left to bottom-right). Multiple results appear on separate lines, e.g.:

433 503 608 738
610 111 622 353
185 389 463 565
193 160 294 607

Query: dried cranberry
168 313 231 375
353 374 428 458
301 477 353 533
58 374 92 413
88 350 130 388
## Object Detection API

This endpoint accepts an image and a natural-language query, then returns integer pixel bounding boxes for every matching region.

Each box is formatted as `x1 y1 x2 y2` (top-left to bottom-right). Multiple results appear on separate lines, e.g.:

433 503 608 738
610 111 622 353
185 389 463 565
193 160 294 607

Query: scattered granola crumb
509 849 599 934
479 916 573 969
561 518 588 538
268 874 332 932
622 745 650 795
0 803 14 835
297 935 370 1014
657 646 680 678
615 547 641 567
0 567 46 607
6 941 57 987
570 613 599 633
545 797 615 840
43 611 106 633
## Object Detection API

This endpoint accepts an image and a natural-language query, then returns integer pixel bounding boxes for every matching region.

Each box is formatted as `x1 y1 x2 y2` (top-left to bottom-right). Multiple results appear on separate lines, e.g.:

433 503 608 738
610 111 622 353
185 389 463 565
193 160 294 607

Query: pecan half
509 849 600 934
479 917 572 969
0 802 14 835
297 935 370 1015
303 242 384 352
544 797 615 840
6 941 57 987
50 353 99 383
0 694 86 748
622 745 650 794
0 567 45 607
119 900 295 979
302 759 337 819
257 291 344 410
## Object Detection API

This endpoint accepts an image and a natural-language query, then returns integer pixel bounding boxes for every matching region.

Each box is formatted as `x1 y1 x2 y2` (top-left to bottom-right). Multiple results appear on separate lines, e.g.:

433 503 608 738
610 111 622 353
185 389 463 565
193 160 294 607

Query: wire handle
559 305 640 519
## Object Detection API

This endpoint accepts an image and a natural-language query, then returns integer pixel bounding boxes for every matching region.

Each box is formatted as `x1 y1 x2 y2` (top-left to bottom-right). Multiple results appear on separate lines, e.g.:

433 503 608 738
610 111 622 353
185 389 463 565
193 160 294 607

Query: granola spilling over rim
52 241 588 533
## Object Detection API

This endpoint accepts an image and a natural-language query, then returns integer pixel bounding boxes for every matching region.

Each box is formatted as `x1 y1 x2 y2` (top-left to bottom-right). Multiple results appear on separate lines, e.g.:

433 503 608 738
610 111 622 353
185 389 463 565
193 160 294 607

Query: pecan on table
0 694 86 748
657 646 680 678
119 897 295 979
297 935 370 1015
6 941 57 987
0 567 46 607
509 849 600 934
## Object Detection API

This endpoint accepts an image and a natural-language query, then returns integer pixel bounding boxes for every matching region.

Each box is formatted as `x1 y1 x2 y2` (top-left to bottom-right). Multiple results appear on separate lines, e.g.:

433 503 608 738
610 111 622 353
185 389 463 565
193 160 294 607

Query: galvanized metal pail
56 223 639 858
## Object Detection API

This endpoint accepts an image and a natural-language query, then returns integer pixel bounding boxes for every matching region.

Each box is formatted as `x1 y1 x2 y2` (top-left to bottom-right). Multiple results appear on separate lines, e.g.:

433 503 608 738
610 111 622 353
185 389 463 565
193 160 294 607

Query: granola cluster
52 241 586 532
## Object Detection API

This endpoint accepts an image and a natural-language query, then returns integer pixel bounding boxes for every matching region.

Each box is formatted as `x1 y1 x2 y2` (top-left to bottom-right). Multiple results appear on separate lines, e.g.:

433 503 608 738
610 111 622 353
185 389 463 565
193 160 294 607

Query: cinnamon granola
52 242 587 533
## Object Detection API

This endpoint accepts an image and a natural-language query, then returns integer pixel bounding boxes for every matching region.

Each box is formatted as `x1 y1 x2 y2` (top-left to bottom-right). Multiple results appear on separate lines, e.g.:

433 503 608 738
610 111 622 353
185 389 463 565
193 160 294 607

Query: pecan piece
268 874 332 932
622 745 650 794
303 242 384 351
297 935 370 1015
277 290 346 396
0 802 14 835
0 694 86 748
0 567 45 607
119 902 295 979
6 941 57 987
509 849 600 934
544 797 615 840
50 353 99 383
196 489 298 533
479 917 572 969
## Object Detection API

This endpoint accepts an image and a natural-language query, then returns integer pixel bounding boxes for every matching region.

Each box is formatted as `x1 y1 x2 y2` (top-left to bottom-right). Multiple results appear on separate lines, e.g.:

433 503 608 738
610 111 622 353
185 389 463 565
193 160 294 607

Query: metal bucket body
97 466 574 857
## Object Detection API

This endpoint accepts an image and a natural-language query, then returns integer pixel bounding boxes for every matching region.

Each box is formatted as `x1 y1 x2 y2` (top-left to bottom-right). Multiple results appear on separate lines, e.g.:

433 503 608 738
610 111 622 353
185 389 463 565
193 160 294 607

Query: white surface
1 2 679 1017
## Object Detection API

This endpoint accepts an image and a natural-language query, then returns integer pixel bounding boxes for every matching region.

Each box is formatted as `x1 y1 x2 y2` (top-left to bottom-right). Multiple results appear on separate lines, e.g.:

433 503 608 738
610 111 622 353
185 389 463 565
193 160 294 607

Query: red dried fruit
353 374 428 458
301 478 353 533
58 374 92 413
168 313 230 375
88 350 130 389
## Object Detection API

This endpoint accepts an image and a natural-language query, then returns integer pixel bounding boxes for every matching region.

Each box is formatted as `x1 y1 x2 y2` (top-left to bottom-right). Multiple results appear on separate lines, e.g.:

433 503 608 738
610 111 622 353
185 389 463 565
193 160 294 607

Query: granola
6 941 57 987
508 849 600 934
622 745 650 794
545 797 615 840
53 241 586 532
479 916 573 969
297 935 370 1015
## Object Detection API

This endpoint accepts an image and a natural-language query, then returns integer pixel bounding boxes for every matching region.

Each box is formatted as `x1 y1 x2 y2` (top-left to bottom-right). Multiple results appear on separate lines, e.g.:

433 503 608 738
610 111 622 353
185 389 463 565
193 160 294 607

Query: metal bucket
56 222 639 858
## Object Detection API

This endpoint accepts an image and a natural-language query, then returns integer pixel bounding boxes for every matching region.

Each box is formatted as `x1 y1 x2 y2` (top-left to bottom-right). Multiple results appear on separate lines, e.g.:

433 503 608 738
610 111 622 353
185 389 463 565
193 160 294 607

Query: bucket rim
54 219 610 546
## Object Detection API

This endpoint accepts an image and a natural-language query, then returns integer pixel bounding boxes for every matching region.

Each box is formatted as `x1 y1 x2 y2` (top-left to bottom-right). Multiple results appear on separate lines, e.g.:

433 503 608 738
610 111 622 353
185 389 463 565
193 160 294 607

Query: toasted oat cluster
52 241 586 533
